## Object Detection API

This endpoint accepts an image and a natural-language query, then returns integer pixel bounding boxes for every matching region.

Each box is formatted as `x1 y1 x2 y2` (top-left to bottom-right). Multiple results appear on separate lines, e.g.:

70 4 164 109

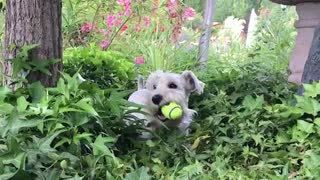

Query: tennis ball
161 102 183 120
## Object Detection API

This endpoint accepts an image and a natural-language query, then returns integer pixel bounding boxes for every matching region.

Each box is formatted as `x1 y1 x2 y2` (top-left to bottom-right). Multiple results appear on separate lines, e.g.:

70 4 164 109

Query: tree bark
197 0 215 70
4 0 62 87
298 25 320 95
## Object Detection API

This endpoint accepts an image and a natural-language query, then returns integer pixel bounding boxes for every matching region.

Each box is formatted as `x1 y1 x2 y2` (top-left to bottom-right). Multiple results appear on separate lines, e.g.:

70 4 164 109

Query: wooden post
198 0 215 70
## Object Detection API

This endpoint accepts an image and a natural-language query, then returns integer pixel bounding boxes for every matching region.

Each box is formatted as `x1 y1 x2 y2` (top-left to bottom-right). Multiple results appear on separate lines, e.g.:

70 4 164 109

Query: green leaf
7 168 32 180
275 132 290 144
177 161 203 179
302 150 320 171
315 118 320 127
106 90 130 117
45 168 62 180
0 103 14 114
17 96 29 112
0 136 25 169
124 167 151 180
297 120 314 134
292 126 309 142
17 44 39 59
28 82 46 103
242 95 264 111
74 98 98 116
65 173 84 180
0 171 18 180
0 86 11 102
146 140 156 148
0 110 43 137
295 95 320 116
303 82 320 97
37 130 66 153
29 59 60 76
3 169 32 180
73 133 92 145
54 138 71 149
92 135 116 156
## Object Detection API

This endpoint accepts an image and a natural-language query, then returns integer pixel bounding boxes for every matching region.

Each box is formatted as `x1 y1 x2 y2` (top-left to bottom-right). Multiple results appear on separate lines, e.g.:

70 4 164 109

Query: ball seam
168 106 180 120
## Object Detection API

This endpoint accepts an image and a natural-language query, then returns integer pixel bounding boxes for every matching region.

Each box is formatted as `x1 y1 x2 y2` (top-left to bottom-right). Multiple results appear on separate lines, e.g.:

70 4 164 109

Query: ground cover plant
2 0 320 179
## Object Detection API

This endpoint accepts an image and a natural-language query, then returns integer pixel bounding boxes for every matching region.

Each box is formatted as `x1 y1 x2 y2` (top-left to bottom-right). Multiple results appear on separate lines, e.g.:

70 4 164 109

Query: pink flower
167 0 178 13
81 23 94 32
160 26 166 32
143 16 151 27
100 40 110 50
117 0 131 15
134 56 145 65
106 15 117 27
183 7 196 20
121 24 128 31
116 0 131 6
119 11 125 17
170 12 179 19
98 29 110 36
124 6 132 15
135 23 141 32
115 20 122 26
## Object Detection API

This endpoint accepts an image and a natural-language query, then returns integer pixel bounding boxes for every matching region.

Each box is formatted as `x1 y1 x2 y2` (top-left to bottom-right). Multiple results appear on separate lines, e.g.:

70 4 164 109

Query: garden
1 0 320 179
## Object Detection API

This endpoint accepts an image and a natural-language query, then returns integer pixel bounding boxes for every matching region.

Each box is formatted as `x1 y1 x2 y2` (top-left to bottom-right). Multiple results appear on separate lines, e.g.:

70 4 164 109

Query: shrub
63 45 136 89
0 73 142 179
250 5 297 71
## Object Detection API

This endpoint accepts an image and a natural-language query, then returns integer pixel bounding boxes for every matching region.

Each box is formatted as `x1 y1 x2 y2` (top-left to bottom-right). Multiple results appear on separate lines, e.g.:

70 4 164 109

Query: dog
127 70 205 139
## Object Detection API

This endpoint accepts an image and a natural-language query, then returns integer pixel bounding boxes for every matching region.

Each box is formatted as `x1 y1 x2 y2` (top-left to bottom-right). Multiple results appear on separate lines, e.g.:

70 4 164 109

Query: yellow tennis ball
161 102 183 120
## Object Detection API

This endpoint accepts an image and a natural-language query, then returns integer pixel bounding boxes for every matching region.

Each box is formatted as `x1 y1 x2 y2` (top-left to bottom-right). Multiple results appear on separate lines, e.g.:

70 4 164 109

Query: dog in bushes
127 70 205 139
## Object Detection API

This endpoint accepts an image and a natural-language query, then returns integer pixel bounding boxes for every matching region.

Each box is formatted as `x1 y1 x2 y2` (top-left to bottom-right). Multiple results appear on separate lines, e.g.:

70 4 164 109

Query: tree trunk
298 25 320 95
197 0 215 70
4 0 62 87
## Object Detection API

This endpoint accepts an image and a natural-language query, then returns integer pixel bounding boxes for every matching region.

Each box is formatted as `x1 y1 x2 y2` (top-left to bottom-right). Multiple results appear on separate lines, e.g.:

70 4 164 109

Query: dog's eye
153 85 157 89
168 83 177 89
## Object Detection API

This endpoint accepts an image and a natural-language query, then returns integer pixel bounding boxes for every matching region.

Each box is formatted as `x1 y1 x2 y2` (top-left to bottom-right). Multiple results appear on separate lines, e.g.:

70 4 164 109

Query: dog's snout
152 94 163 105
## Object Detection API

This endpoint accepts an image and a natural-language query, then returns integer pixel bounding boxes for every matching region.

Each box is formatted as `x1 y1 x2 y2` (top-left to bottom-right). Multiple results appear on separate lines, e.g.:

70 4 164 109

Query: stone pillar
289 3 320 84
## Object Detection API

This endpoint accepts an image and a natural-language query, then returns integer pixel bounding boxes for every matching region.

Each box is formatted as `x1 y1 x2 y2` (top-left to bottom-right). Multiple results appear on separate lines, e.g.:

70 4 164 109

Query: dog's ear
137 75 145 90
182 70 205 95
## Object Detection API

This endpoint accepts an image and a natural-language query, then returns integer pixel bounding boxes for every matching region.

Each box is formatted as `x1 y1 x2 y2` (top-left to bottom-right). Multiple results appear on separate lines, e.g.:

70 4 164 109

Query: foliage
0 44 60 87
0 73 138 179
250 5 297 72
4 57 320 179
0 42 142 179
63 45 135 89
62 0 199 73
214 0 261 22
5 0 320 179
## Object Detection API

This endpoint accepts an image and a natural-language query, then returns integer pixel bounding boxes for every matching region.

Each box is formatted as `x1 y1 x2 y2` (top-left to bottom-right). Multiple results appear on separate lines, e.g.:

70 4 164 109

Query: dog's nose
152 94 163 105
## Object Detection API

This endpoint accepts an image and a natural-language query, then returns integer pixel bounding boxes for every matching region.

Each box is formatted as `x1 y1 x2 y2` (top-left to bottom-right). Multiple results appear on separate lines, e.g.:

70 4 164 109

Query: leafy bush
63 45 135 89
214 0 261 22
4 56 320 178
251 5 297 71
0 73 141 179
4 0 320 179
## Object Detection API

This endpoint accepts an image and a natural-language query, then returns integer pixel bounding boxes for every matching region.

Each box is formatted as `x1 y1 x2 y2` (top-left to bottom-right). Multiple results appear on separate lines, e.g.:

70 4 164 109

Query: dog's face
145 70 204 122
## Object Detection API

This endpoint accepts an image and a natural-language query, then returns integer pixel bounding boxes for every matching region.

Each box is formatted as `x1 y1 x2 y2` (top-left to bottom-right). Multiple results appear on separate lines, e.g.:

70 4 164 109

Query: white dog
127 70 205 139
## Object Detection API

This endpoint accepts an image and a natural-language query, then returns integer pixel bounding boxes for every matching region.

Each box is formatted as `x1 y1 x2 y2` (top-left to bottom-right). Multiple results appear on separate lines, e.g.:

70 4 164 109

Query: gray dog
127 70 205 139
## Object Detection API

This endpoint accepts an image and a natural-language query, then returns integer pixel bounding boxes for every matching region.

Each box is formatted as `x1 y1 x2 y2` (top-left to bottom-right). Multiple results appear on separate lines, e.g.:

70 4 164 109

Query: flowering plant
72 0 198 73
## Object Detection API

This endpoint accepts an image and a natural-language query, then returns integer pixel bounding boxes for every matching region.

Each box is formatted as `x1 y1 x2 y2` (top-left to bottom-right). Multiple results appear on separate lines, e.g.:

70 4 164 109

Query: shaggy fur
128 70 205 139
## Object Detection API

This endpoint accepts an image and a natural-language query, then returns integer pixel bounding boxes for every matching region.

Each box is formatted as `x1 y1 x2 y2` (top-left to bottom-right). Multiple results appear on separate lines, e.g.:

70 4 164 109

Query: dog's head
145 70 205 122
